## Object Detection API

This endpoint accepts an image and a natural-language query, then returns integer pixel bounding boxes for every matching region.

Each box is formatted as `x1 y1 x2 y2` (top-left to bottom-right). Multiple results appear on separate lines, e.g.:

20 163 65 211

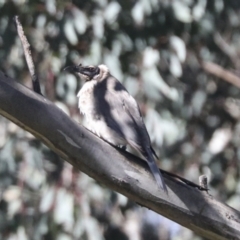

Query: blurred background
0 0 240 239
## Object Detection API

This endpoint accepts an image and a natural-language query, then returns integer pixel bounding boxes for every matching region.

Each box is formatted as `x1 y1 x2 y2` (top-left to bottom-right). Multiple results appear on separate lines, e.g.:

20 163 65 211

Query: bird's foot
118 145 127 151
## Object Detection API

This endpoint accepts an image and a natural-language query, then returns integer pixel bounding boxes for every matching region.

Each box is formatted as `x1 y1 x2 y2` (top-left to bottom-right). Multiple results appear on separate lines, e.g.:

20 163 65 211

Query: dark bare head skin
64 64 110 81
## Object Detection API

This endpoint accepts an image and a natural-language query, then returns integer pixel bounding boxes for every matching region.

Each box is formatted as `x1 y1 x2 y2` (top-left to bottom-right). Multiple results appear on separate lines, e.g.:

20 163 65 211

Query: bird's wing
96 76 151 149
95 76 167 192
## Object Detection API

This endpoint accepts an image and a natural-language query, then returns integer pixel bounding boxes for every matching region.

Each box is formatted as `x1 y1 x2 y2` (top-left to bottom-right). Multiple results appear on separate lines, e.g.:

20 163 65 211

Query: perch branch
0 73 240 239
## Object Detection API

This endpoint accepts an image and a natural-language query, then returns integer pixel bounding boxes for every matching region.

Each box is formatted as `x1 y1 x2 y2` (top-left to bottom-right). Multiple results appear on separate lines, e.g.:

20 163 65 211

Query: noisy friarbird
64 64 167 193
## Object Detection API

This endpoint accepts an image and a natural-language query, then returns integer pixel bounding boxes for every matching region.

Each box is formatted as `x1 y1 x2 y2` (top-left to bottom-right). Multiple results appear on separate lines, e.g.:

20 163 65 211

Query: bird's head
64 64 109 81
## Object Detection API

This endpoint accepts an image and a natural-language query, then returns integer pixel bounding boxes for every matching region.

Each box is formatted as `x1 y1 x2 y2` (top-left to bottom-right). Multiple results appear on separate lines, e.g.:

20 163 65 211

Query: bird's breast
77 81 127 146
77 81 97 116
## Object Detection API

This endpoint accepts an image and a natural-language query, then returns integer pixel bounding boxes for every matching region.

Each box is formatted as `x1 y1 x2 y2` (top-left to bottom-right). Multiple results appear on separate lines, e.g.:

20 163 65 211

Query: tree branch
14 16 42 95
202 61 240 89
214 33 239 68
0 72 240 240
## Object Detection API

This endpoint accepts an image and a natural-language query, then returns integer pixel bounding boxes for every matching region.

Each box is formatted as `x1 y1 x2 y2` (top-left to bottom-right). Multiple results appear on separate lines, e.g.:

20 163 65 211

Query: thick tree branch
0 72 240 240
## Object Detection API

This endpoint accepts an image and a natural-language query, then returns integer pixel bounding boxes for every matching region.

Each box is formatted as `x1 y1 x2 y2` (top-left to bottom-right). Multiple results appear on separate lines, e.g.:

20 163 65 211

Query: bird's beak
64 64 83 73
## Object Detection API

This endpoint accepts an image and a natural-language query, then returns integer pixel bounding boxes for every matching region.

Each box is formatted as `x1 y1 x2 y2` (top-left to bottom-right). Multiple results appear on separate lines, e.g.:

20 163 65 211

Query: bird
64 64 167 193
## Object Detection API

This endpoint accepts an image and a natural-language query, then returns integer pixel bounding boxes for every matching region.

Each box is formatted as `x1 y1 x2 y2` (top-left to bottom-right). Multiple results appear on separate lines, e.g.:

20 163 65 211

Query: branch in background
214 33 239 68
202 61 240 89
14 16 42 95
0 72 240 240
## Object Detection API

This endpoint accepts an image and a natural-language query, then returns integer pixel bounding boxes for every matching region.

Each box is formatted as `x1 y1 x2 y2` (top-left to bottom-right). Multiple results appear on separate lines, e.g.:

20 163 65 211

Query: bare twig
199 175 208 190
202 61 240 89
14 16 42 95
162 169 207 190
214 33 239 68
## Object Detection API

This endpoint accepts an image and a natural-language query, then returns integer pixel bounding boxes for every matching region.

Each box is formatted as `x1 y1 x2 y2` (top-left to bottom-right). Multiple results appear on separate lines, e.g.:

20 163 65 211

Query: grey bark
0 72 240 240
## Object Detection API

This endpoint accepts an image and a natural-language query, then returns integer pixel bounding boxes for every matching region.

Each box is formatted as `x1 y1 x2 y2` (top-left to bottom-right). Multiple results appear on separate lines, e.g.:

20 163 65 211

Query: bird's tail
144 149 168 193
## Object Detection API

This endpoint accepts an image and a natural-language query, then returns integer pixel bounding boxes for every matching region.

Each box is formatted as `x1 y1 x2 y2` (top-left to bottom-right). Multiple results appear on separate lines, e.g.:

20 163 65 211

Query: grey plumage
64 64 167 193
